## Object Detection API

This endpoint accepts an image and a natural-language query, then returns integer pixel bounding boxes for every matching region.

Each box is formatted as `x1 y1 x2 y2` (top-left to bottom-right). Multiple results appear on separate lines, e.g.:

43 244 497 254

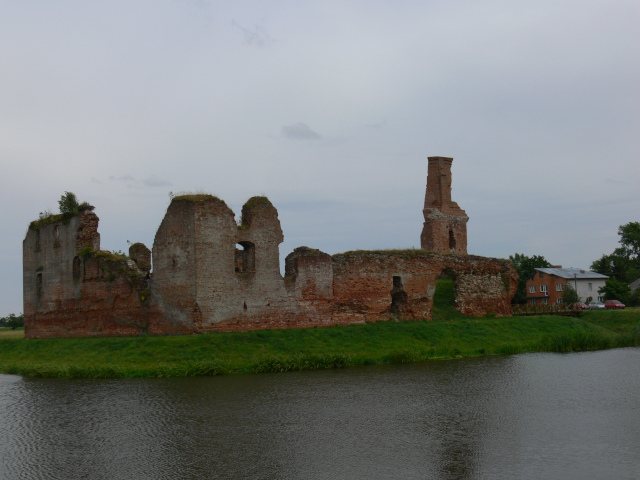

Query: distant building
525 266 608 305
629 277 640 295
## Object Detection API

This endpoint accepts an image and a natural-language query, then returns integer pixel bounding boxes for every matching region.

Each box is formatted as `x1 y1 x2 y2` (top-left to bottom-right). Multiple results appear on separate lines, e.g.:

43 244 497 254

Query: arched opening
35 230 41 252
72 256 81 281
390 275 408 316
235 242 255 274
449 228 456 253
432 269 458 319
36 273 43 298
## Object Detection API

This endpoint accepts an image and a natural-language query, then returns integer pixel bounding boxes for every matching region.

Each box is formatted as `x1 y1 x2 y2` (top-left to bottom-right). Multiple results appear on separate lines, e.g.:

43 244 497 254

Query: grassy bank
1 281 639 378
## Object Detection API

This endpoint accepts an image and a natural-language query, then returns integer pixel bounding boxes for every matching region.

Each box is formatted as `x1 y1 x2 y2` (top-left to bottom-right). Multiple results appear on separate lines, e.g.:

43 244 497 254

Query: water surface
1 348 639 479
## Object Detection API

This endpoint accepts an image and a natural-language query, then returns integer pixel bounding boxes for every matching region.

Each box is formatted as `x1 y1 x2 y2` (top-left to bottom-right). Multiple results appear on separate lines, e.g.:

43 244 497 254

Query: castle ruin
23 157 517 338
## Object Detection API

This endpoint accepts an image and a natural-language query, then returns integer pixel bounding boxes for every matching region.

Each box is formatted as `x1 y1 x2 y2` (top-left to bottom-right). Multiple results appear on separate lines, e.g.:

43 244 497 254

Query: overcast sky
1 1 638 316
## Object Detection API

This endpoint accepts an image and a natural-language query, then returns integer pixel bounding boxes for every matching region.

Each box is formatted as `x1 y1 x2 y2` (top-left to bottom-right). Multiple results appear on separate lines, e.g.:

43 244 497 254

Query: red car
573 302 589 310
604 300 625 309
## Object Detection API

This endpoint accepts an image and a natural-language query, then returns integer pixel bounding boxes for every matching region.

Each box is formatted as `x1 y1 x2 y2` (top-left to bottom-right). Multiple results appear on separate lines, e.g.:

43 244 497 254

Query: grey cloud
365 120 388 129
109 175 137 183
143 175 172 187
282 122 321 140
232 20 275 46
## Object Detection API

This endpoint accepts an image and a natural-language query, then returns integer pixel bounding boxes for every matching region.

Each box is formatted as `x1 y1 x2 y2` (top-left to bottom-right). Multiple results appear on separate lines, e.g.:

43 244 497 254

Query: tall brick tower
420 156 468 254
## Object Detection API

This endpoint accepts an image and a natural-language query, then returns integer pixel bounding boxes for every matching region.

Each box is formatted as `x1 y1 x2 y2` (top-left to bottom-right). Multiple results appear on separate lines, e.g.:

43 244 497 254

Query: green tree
3 313 24 330
618 222 640 257
58 191 79 216
562 283 580 304
629 288 640 307
509 253 553 304
592 222 640 284
598 277 631 304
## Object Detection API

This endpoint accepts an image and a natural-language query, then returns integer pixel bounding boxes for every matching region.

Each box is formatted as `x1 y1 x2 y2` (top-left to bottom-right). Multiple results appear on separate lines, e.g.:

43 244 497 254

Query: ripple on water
1 349 640 479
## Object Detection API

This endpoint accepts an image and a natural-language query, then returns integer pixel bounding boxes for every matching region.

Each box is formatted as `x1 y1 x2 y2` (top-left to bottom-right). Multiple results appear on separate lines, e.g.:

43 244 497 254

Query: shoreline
1 309 638 379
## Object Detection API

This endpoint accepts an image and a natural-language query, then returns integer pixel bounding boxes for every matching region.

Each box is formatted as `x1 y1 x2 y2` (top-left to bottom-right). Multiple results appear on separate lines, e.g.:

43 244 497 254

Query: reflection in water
1 348 640 479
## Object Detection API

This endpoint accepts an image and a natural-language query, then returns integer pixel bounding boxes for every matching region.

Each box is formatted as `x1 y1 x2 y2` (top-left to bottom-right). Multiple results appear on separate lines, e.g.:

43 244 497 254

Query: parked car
573 302 589 310
588 301 606 310
604 300 625 309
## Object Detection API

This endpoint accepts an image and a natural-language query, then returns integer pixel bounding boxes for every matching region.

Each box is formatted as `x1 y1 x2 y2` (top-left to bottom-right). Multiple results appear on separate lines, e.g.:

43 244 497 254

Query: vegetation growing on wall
335 248 431 260
240 196 272 227
170 192 220 203
29 191 93 230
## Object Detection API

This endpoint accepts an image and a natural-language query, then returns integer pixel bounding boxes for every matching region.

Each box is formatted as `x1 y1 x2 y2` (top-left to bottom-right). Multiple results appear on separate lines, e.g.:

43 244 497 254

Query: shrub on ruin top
335 248 431 260
29 192 92 230
240 196 273 226
172 193 220 203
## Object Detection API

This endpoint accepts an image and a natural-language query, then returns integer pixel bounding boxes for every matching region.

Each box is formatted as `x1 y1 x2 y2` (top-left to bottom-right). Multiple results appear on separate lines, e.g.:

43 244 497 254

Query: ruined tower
420 156 468 254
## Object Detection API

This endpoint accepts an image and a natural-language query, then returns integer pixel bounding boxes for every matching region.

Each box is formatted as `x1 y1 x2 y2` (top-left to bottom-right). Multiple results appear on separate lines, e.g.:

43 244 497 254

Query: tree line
0 313 24 330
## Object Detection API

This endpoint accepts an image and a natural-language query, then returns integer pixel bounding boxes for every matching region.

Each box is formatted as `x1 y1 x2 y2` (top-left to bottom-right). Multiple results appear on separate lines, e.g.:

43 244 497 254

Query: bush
58 191 79 216
562 283 581 304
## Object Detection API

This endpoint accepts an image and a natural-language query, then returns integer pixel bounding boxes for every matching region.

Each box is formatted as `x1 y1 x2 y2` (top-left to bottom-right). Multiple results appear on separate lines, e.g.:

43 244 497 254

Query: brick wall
24 187 518 338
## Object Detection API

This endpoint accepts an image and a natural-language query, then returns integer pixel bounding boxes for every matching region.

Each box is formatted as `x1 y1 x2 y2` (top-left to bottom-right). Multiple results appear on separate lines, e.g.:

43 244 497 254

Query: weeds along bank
1 309 638 379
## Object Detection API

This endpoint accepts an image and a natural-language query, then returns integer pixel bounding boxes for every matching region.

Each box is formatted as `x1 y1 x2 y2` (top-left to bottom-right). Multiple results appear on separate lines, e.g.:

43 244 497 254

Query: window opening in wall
54 225 60 247
235 242 255 274
556 284 563 291
529 285 535 293
588 283 592 291
390 276 408 316
35 230 41 251
73 256 81 281
540 285 547 293
449 228 456 252
243 301 248 313
542 298 548 304
36 273 43 298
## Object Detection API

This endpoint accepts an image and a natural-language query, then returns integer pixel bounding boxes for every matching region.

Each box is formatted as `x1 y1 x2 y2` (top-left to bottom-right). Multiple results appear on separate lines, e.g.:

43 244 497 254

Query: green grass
0 328 24 339
2 281 639 379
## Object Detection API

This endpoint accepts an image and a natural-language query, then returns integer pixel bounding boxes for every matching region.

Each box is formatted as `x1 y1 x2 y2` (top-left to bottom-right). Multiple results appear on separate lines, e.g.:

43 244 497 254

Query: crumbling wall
421 157 469 254
330 251 517 324
23 157 518 339
23 208 163 339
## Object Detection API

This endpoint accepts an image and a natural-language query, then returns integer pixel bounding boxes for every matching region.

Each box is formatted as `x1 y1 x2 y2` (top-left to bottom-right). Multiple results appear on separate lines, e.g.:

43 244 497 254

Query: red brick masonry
23 161 517 338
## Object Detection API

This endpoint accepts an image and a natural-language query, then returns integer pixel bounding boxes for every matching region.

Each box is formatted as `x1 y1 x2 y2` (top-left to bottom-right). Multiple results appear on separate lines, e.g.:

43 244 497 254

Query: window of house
588 283 592 291
529 285 535 293
557 298 563 304
539 272 545 278
540 285 548 293
529 298 536 305
556 284 563 291
542 298 548 304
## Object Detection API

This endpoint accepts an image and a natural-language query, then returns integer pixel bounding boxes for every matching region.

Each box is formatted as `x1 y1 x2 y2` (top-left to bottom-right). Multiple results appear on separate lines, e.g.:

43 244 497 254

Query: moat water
1 348 639 479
